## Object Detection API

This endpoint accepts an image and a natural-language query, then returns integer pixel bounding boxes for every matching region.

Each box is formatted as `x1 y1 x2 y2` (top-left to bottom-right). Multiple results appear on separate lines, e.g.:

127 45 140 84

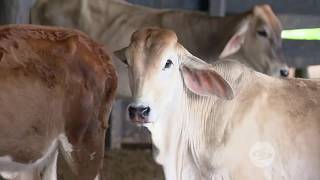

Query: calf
0 25 117 180
116 27 320 180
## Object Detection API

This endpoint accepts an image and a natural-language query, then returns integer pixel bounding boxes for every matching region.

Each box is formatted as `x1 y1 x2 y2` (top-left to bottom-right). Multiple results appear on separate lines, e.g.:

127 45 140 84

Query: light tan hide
32 0 289 98
117 27 320 180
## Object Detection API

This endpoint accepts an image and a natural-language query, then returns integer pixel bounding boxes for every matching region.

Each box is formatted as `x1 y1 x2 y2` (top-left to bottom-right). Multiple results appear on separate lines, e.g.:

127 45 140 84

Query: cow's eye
163 59 173 70
257 29 268 38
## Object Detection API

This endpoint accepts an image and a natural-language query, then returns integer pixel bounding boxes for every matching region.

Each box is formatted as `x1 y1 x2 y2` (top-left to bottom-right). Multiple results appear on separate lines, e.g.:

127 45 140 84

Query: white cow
116 27 320 180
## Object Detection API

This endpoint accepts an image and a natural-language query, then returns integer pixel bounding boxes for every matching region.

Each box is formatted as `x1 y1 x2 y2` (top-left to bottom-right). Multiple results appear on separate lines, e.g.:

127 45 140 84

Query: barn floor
58 149 164 180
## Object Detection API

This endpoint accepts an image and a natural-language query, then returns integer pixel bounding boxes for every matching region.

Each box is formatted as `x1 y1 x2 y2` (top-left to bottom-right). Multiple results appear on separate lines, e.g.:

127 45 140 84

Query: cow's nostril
141 107 151 117
280 69 289 77
128 106 137 119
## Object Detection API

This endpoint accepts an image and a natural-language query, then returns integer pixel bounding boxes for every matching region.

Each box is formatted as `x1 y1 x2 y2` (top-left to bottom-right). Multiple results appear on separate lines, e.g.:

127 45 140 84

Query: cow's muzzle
280 68 289 77
127 104 151 124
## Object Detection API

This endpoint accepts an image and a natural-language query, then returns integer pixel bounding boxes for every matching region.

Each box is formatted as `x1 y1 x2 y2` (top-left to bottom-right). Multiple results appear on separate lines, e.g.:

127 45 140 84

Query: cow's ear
219 21 249 59
114 47 128 65
178 44 234 99
179 47 234 100
181 65 234 99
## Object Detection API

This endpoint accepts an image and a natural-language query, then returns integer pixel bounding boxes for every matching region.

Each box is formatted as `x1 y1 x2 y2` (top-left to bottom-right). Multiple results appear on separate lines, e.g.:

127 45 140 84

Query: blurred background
1 0 319 77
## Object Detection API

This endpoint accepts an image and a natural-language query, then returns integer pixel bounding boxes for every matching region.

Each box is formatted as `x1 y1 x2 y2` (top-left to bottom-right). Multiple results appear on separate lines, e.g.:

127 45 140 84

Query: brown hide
0 24 117 180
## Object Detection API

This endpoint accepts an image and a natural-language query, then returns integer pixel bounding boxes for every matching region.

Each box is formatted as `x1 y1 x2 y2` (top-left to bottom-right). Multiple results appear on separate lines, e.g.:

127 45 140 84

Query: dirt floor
58 149 164 180
104 149 164 180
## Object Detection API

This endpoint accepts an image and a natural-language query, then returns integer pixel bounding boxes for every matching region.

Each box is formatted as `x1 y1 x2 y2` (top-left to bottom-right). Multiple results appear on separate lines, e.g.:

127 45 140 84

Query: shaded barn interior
0 0 319 180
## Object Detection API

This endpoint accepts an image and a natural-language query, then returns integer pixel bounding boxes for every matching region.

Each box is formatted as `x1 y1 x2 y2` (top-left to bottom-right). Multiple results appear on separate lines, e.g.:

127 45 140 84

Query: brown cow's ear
219 21 249 59
114 47 128 65
253 4 280 27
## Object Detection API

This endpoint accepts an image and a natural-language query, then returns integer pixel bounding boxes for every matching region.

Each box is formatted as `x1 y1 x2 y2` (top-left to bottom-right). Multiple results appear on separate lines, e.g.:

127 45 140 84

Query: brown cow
0 24 117 180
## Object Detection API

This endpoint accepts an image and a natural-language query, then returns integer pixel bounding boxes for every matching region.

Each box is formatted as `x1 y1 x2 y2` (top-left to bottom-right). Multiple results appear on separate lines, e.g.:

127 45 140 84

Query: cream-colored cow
32 0 289 98
116 27 320 180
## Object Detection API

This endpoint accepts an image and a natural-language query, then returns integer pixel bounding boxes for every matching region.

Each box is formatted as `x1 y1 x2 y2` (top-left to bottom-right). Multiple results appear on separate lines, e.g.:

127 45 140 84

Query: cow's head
115 28 233 125
220 4 289 77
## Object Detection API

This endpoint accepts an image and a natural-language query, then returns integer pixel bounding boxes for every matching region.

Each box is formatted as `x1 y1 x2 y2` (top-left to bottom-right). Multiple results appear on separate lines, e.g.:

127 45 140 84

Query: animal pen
0 0 319 180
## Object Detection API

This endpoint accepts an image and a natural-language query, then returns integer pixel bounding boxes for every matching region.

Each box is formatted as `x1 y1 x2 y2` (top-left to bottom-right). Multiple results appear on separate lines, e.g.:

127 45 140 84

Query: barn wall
226 0 320 15
0 0 34 25
128 0 208 11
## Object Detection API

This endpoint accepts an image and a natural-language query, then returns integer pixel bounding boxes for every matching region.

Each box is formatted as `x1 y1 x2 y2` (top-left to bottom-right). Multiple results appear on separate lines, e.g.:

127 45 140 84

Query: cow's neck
150 90 234 179
145 82 186 179
149 61 251 179
228 50 268 74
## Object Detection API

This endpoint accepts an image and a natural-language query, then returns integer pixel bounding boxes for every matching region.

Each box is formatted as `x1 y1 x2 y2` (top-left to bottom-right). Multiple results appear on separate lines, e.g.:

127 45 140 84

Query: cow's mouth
130 115 152 124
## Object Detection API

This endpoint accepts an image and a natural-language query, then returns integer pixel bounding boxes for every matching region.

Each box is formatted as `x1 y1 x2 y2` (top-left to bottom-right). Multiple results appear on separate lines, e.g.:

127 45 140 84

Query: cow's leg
61 77 116 180
14 170 41 180
59 128 106 180
75 128 105 180
42 150 58 180
0 171 19 180
1 169 41 180
0 168 42 180
0 171 18 179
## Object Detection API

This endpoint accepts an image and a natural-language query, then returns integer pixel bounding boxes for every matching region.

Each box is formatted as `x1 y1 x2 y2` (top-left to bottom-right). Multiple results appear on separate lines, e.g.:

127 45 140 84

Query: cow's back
268 78 320 179
222 75 320 179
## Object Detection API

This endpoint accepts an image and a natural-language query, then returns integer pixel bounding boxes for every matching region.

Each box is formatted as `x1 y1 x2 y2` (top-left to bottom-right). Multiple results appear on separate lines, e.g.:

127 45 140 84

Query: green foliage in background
282 28 320 40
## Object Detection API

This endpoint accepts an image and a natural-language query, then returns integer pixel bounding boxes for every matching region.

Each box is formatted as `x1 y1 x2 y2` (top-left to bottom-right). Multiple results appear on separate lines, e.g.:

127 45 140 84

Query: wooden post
209 0 226 16
110 100 126 149
0 0 34 25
